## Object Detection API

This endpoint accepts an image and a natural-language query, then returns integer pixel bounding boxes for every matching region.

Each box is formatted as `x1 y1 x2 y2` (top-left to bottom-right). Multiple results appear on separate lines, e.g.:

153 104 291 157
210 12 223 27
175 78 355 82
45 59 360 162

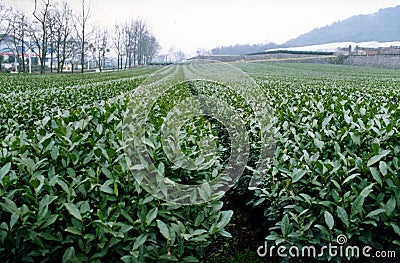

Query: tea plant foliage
246 63 400 261
0 68 234 262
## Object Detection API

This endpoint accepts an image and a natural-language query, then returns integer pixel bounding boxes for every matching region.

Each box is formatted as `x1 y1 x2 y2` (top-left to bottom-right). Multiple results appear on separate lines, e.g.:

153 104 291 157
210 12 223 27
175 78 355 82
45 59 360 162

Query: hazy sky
7 0 400 55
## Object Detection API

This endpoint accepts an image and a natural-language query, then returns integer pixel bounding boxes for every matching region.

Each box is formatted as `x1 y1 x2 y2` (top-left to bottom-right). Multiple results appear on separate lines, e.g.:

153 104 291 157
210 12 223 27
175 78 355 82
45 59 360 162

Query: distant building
378 46 400 55
0 33 39 72
335 44 400 57
353 45 400 56
0 33 99 72
354 46 379 56
336 45 352 56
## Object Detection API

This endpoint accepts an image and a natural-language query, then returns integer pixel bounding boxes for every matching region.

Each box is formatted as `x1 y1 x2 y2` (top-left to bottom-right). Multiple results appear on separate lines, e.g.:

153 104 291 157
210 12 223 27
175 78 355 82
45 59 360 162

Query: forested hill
284 5 400 47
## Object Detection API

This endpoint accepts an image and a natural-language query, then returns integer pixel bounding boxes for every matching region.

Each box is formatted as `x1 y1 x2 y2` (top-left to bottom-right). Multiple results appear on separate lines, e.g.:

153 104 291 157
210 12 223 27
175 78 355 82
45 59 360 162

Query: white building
0 33 39 72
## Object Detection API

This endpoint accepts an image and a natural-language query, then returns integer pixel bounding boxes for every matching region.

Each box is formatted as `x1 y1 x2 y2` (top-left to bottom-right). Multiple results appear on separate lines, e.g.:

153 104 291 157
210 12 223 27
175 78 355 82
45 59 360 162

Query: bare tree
144 34 160 64
75 0 91 73
167 47 185 63
120 19 160 68
134 20 161 65
2 0 160 73
47 7 57 73
52 1 73 72
175 50 185 62
67 36 80 73
32 0 52 74
112 23 123 70
93 28 108 72
135 20 147 66
123 19 137 69
9 9 29 72
0 1 11 43
122 22 130 69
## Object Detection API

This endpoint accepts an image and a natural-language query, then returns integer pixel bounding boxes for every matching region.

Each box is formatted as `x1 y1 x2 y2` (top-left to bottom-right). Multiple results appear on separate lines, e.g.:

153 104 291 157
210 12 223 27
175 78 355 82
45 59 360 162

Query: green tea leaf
133 234 147 250
182 256 199 262
100 180 114 194
65 226 82 235
10 212 19 230
145 207 158 225
324 211 334 230
281 214 290 238
367 150 390 167
391 223 400 237
0 198 19 214
41 214 58 228
292 168 307 183
157 220 170 240
379 161 388 176
62 246 76 263
217 210 233 229
385 197 396 216
343 174 358 185
369 167 382 186
366 208 385 218
194 213 204 227
351 183 374 217
65 203 82 221
0 163 11 180
337 206 349 227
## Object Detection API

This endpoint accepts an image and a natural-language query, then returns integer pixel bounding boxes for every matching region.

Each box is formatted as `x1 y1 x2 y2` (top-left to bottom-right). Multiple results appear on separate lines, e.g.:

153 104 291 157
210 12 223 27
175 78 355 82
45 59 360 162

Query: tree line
0 0 160 73
210 42 284 55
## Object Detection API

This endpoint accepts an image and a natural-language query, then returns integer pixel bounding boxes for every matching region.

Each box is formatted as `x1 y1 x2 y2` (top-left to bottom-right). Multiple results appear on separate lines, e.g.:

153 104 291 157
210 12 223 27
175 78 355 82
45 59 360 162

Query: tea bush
2 63 399 262
0 68 233 262
246 63 400 261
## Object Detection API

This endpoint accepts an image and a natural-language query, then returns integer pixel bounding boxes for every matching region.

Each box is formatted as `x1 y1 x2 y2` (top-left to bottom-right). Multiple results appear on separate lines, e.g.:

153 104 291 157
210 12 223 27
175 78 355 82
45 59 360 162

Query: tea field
0 62 399 262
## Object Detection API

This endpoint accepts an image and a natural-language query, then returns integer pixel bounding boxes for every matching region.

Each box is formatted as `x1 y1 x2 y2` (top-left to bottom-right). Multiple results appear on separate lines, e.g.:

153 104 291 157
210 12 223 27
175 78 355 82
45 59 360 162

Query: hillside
210 42 282 55
284 5 400 47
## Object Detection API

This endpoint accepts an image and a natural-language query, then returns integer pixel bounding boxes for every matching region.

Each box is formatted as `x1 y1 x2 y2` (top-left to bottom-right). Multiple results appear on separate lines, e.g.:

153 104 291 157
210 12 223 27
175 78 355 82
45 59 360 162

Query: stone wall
343 55 400 69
